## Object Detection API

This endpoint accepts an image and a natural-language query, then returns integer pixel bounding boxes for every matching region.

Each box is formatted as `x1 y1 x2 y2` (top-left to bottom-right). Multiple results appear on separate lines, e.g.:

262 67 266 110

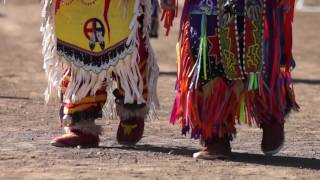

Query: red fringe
170 1 299 140
161 0 178 36
170 21 193 125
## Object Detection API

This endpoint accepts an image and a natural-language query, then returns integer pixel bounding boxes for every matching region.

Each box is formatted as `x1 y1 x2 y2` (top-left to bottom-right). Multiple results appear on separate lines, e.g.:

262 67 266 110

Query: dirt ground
0 1 320 180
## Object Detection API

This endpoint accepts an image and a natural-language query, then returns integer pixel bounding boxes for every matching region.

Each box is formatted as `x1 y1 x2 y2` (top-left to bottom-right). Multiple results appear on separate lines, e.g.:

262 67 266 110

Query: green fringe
239 95 246 124
201 14 208 80
195 14 208 86
248 73 259 90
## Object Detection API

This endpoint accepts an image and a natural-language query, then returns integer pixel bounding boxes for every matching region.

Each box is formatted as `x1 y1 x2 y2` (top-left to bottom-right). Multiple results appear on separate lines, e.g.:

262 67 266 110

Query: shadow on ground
100 144 320 170
0 96 30 100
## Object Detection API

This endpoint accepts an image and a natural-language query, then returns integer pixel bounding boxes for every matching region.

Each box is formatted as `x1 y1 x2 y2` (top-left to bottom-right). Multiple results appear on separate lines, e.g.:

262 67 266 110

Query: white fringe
41 0 159 117
41 0 64 103
142 0 160 115
102 0 160 120
141 0 153 38
103 81 118 120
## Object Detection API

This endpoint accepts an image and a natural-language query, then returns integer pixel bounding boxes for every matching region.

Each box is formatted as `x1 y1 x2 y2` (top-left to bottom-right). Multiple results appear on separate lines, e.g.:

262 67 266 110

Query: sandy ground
0 1 320 180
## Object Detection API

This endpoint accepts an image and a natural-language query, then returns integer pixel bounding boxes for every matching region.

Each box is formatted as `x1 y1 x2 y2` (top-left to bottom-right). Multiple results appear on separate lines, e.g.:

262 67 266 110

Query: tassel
239 94 246 124
194 14 208 86
248 72 259 91
176 42 181 77
201 14 208 80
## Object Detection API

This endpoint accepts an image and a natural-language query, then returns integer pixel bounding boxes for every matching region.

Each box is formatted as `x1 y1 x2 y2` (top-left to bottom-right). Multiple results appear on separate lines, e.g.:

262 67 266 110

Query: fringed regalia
41 0 159 137
164 0 299 141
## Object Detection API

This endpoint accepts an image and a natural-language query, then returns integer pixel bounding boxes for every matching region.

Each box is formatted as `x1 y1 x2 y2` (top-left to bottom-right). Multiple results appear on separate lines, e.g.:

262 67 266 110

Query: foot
149 32 159 38
193 138 231 160
116 117 144 145
50 130 99 148
261 122 285 156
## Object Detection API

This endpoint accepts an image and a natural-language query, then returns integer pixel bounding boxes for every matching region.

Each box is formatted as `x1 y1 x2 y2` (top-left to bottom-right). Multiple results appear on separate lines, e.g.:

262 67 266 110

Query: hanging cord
195 14 208 86
193 0 215 86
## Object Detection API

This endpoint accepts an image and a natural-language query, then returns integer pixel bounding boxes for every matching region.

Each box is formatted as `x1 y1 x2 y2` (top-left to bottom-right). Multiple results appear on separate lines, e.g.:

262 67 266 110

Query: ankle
203 136 232 154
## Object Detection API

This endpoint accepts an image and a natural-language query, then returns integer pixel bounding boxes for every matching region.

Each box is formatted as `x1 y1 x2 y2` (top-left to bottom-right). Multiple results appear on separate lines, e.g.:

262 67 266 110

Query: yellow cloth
55 0 135 53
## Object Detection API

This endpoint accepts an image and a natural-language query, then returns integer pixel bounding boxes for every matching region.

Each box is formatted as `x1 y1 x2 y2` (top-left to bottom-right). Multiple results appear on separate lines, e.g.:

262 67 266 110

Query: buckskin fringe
41 0 159 112
102 0 160 120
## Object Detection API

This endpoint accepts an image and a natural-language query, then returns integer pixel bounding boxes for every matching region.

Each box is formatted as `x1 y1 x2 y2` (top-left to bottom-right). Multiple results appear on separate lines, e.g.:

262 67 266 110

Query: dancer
41 0 159 147
150 0 160 38
162 0 299 158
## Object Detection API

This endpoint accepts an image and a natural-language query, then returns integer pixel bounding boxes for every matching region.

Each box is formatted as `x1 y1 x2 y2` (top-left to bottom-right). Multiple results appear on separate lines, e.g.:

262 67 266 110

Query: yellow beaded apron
55 0 136 73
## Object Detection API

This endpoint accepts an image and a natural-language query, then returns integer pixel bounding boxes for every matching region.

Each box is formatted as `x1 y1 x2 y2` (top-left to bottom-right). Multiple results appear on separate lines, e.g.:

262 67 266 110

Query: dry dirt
0 1 320 180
